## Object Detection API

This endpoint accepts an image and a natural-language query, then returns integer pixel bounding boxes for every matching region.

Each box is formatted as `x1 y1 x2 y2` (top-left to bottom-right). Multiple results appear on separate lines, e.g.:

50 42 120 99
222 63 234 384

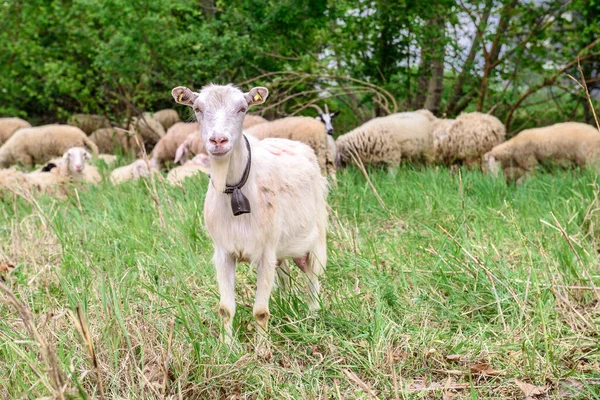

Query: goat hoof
253 310 270 330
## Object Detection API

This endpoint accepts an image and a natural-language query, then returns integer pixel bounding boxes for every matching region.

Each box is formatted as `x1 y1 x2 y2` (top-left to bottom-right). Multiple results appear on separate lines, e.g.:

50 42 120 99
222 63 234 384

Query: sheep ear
84 150 92 160
174 143 188 164
172 87 198 107
245 87 268 107
63 151 70 159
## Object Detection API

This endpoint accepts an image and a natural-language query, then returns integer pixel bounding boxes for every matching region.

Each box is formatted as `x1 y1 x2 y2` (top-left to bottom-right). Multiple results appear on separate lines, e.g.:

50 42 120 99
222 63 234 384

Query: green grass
1 163 600 399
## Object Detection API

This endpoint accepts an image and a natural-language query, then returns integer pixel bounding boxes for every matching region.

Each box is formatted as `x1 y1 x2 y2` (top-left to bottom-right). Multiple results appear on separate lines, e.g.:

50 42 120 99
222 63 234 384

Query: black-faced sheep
484 122 600 182
0 125 98 168
172 84 328 344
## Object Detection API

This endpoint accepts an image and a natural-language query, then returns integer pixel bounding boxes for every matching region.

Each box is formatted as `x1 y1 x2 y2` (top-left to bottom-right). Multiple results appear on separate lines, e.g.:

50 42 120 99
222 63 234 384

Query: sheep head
172 84 268 160
63 147 92 174
311 104 340 136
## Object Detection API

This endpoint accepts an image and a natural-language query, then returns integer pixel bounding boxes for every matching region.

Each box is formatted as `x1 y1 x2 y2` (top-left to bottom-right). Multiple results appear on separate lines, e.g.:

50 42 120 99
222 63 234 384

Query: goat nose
209 136 229 145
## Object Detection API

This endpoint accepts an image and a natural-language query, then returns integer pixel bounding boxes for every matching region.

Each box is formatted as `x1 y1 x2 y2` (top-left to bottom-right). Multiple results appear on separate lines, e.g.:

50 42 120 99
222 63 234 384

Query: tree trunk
424 16 446 115
477 0 518 111
445 1 493 116
412 55 431 109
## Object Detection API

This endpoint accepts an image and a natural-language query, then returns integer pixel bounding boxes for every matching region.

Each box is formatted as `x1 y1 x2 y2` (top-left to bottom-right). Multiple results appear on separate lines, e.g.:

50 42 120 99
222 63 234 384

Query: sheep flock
1 85 599 347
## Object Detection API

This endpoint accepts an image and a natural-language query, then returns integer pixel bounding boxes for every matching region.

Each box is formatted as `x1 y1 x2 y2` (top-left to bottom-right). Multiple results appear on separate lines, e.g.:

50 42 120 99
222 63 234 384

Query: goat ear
331 111 340 118
172 87 198 107
245 87 268 107
315 115 322 121
174 143 188 164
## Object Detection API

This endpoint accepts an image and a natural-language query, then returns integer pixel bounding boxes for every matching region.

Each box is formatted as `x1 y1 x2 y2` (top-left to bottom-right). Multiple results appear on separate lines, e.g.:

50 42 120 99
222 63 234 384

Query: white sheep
166 154 210 184
0 125 98 168
433 112 506 166
150 122 199 168
151 109 180 131
484 122 600 182
0 117 31 147
242 114 268 129
245 116 335 179
335 112 434 171
128 114 166 153
1 147 100 197
172 84 328 343
97 154 118 166
90 127 142 154
110 159 157 184
67 114 112 135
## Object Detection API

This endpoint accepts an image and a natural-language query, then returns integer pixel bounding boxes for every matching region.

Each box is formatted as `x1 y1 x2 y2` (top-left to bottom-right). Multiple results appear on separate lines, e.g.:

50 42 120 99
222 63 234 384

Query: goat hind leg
305 240 326 312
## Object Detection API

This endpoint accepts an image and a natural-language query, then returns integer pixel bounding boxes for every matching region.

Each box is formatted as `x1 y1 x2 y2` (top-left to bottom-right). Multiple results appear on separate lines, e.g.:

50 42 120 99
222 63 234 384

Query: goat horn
324 104 329 114
308 104 324 115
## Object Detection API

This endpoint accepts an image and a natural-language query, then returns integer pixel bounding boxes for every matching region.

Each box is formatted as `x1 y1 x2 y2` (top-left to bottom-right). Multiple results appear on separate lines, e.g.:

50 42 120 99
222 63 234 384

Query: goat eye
194 107 202 114
238 107 247 113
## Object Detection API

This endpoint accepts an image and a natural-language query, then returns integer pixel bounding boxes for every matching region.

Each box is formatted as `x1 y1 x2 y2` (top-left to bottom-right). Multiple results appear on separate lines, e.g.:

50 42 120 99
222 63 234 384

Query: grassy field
1 162 600 399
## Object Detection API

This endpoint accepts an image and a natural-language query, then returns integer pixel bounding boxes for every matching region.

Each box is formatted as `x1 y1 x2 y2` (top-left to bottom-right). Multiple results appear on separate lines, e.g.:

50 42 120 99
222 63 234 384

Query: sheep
245 116 335 179
0 125 98 168
0 168 29 195
90 127 142 154
1 147 99 197
484 122 600 182
0 118 31 147
97 154 118 166
242 114 268 129
172 84 328 345
110 159 157 184
433 112 505 166
166 154 210 184
67 114 112 135
173 129 205 165
128 114 166 153
335 112 434 171
150 122 200 168
29 147 101 189
150 109 180 131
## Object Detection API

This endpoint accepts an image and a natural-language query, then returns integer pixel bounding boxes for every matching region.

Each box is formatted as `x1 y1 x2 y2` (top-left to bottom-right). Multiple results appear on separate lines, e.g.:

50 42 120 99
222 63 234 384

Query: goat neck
225 135 250 187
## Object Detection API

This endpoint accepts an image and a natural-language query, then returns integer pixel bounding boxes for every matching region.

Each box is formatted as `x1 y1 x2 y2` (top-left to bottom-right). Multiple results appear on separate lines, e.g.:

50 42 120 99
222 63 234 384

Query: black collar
223 135 252 216
224 134 251 194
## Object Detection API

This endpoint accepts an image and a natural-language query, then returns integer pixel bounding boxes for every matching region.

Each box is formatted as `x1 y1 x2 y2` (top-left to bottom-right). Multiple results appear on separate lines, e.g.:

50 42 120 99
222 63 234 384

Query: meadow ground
1 162 600 399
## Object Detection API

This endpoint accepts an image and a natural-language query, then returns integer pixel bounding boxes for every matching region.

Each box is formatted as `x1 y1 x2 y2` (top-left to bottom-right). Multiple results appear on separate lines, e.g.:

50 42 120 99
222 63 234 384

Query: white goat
172 84 328 342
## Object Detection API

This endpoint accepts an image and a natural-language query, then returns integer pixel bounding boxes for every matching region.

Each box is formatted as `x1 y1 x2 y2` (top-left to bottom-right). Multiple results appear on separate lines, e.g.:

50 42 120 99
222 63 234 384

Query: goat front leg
253 251 276 330
214 248 236 343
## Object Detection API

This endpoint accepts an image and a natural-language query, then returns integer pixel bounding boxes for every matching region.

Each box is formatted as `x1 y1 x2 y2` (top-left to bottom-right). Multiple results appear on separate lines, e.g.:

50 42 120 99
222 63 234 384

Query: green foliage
0 0 598 131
